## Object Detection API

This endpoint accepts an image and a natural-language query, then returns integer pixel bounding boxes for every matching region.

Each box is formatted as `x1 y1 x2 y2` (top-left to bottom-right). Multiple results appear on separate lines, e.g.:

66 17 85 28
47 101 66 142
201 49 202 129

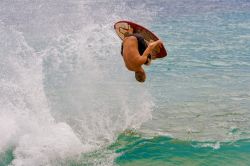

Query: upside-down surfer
121 33 163 82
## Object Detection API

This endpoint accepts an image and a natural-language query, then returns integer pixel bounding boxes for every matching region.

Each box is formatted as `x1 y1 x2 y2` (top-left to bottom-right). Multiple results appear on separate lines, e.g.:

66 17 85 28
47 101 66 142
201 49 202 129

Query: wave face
112 133 250 166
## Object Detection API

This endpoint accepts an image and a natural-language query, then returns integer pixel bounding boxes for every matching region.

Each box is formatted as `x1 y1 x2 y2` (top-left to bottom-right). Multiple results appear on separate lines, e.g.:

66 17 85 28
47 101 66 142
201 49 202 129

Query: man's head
135 70 146 82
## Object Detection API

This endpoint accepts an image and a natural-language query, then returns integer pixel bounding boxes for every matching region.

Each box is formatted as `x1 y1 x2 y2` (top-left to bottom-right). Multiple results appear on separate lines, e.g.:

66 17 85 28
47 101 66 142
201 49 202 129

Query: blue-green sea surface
0 0 250 165
112 133 250 166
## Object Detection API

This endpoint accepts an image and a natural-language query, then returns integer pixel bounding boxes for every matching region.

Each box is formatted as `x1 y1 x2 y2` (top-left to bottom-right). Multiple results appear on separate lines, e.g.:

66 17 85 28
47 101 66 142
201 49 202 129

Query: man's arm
137 40 163 65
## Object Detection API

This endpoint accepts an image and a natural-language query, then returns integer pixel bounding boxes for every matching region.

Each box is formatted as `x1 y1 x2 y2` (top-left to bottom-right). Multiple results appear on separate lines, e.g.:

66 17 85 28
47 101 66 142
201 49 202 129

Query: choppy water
0 0 250 166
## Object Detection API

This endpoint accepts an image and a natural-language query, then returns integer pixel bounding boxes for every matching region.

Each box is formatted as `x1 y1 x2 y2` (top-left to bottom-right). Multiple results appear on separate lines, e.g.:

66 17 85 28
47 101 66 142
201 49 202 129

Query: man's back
122 36 147 72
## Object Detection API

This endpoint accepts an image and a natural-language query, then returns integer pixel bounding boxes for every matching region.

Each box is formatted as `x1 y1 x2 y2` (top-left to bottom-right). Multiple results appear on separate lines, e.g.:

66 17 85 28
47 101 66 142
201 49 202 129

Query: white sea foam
0 23 87 165
0 1 154 165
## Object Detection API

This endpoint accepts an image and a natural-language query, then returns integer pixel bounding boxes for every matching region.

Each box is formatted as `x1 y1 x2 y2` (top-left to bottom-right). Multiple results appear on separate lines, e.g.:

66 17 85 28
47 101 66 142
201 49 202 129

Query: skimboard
114 20 167 58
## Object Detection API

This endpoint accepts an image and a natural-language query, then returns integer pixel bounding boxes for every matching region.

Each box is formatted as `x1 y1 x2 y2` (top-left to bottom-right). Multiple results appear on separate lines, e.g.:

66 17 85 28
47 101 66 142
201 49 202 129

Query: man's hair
135 71 146 82
121 33 148 56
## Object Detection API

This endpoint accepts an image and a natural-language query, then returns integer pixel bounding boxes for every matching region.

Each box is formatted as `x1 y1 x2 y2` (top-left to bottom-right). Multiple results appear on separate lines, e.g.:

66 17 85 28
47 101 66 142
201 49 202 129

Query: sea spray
42 16 154 149
0 1 155 165
0 22 87 166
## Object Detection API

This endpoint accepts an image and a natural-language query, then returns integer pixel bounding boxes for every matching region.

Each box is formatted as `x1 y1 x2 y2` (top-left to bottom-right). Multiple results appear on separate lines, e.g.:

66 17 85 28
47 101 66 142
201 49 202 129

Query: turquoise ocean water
0 0 250 165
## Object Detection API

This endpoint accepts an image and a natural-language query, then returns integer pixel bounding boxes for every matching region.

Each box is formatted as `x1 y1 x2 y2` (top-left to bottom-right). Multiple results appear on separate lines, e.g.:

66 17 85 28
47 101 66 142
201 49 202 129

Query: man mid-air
121 33 163 82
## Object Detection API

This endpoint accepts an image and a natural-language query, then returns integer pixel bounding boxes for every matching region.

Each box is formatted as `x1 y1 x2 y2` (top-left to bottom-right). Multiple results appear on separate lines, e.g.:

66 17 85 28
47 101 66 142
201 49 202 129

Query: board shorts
121 33 151 65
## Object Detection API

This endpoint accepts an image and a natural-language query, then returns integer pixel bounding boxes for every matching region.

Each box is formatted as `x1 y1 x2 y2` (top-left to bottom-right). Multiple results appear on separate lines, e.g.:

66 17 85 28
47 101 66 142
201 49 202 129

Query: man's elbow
138 57 147 66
